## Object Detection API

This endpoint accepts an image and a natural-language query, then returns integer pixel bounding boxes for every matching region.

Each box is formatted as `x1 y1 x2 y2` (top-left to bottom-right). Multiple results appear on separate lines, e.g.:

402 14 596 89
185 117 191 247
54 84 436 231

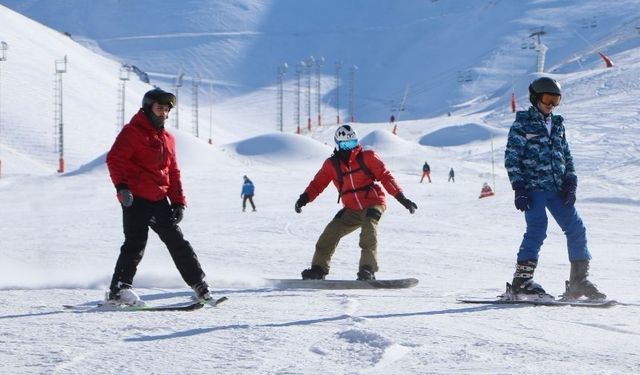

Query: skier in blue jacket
241 175 256 212
504 77 605 300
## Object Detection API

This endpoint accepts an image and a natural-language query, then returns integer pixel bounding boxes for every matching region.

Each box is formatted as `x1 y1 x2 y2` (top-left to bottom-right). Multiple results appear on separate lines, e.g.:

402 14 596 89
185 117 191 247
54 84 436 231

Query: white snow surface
0 1 639 374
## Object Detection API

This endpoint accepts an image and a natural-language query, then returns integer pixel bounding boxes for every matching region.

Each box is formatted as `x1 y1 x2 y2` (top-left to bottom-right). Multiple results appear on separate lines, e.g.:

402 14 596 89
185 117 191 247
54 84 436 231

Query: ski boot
356 265 376 281
505 260 552 301
301 265 327 280
191 280 213 301
562 260 606 300
107 282 144 306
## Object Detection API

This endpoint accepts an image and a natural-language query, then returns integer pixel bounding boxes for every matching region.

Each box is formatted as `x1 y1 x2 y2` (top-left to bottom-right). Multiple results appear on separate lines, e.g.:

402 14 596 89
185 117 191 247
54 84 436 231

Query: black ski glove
395 192 417 214
512 181 531 212
171 204 185 225
562 176 577 207
295 193 309 214
115 183 133 208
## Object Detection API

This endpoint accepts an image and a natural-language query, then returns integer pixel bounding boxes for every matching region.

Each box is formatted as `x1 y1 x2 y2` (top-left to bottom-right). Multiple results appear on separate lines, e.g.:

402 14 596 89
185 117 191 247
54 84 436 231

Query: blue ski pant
517 191 591 262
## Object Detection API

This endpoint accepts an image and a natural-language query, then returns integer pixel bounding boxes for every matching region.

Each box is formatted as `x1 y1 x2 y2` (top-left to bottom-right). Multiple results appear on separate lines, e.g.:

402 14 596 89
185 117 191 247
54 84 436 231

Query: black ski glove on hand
512 182 531 211
295 193 309 213
395 192 417 214
562 176 577 207
171 204 185 225
116 184 133 208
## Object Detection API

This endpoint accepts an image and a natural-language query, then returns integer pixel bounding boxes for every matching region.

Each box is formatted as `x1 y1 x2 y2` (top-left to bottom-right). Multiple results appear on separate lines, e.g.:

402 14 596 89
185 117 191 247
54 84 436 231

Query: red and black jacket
303 145 402 210
107 109 186 206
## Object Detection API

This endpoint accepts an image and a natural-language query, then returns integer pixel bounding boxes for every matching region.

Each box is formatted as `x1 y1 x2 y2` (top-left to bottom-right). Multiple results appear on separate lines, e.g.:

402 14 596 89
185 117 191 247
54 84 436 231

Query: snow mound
360 129 416 156
226 133 332 161
419 123 505 147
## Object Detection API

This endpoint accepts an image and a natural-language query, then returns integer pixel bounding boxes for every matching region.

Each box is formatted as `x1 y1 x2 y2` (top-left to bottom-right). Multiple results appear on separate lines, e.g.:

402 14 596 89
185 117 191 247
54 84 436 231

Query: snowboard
265 278 418 290
64 296 228 312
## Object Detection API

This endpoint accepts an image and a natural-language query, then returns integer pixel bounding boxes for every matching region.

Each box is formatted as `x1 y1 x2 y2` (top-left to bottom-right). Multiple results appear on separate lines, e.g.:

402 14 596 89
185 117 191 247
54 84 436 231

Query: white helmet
334 124 358 142
334 124 359 150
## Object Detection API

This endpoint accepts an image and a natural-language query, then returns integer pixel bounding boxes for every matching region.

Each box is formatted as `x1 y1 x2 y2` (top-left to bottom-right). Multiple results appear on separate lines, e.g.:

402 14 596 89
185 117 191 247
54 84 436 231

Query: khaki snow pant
311 205 385 274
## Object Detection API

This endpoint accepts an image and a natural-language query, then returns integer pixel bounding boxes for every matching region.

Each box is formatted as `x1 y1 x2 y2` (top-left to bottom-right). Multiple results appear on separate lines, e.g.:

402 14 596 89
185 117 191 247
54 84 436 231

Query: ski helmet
334 124 359 150
528 77 561 106
142 88 176 112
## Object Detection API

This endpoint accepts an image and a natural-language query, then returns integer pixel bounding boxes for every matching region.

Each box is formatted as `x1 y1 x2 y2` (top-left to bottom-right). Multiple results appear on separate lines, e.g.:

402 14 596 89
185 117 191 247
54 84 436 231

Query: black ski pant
242 195 256 211
109 197 206 292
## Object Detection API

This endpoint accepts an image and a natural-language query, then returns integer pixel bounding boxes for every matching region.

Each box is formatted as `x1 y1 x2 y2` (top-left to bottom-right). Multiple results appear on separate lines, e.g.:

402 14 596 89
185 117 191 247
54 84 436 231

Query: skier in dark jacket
106 88 214 306
448 168 455 182
504 77 605 300
420 161 431 183
241 175 256 212
294 124 418 281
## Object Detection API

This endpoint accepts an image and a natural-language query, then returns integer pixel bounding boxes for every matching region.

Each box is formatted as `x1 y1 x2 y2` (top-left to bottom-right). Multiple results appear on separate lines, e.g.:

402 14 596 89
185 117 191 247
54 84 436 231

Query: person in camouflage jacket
504 77 605 300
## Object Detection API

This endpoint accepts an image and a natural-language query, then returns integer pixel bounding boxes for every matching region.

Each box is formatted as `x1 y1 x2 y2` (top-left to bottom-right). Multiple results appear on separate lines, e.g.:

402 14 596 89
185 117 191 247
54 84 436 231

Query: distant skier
105 88 214 306
241 175 256 212
420 161 431 183
504 77 605 300
294 124 418 281
448 168 455 182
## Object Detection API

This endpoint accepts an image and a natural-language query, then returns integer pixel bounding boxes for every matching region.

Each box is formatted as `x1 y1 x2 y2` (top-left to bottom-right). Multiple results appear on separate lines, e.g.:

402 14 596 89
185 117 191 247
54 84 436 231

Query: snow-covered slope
0 1 639 374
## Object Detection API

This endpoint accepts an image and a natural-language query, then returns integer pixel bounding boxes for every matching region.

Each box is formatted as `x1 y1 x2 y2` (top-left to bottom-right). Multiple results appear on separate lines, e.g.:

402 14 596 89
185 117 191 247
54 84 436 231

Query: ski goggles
337 139 358 150
539 93 561 107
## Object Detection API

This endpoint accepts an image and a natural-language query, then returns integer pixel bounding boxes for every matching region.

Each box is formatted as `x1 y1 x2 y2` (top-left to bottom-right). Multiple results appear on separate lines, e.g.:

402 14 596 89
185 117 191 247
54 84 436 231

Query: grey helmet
528 77 561 106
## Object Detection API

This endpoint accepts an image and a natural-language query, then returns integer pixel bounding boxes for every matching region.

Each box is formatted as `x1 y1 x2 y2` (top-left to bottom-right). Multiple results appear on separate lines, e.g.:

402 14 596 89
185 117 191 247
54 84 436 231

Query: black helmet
528 77 561 106
142 88 176 112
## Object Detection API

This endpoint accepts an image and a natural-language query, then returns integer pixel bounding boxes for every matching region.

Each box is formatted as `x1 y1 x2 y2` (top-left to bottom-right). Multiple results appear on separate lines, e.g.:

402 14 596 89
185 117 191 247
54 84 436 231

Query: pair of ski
458 282 616 308
64 296 228 312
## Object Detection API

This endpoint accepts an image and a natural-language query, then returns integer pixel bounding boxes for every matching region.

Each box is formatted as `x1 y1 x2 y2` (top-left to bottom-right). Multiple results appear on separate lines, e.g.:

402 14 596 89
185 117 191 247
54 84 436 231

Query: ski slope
0 1 639 374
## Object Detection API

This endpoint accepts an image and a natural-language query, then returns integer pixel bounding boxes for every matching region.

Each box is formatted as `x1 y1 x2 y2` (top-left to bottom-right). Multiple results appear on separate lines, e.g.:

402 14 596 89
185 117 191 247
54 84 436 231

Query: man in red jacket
295 125 418 280
106 88 212 306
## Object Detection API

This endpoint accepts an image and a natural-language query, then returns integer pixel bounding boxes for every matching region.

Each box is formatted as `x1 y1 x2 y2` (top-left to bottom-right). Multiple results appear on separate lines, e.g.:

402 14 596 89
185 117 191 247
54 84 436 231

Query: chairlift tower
530 28 548 73
207 83 214 145
295 62 303 134
335 61 341 124
173 72 184 129
305 56 314 131
191 75 201 138
277 63 288 132
117 64 131 129
0 41 7 178
315 56 324 126
348 65 358 123
54 55 67 173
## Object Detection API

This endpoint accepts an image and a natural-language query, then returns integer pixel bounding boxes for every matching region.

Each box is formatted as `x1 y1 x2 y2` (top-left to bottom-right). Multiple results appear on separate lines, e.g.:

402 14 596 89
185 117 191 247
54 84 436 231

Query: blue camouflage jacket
504 107 576 191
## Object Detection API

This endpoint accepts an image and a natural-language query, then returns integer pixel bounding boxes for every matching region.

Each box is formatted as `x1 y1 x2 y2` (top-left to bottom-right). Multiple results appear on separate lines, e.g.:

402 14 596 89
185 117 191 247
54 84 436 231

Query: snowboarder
241 175 256 212
448 168 455 182
420 161 431 183
294 124 418 281
504 77 605 300
105 88 214 306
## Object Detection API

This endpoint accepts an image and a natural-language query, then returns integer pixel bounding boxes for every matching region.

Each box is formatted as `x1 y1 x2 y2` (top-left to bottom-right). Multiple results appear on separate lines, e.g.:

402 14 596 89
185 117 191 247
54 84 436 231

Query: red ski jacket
303 145 402 210
107 110 186 205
